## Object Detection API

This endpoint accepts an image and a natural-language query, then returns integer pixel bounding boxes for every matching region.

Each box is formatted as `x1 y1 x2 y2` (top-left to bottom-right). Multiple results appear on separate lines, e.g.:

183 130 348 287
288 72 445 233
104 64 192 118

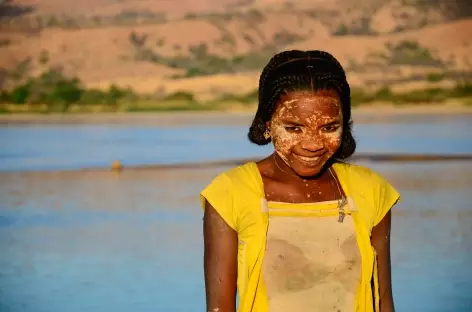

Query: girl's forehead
275 91 341 119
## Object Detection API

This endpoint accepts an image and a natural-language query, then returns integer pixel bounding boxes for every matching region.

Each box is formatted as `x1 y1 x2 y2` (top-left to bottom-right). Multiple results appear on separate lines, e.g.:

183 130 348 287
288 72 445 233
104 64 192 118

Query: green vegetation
426 72 445 82
0 67 260 113
123 99 211 112
0 69 135 112
2 80 472 114
332 17 373 36
334 24 348 36
139 42 280 78
363 41 446 70
0 39 11 47
120 89 258 113
1 67 471 113
130 28 304 78
38 50 50 65
386 40 443 67
214 90 258 105
1 10 168 32
182 8 265 23
351 82 472 106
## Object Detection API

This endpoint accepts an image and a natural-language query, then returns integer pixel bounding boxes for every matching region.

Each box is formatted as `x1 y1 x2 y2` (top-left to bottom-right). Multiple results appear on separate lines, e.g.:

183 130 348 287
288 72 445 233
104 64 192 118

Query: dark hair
248 50 356 159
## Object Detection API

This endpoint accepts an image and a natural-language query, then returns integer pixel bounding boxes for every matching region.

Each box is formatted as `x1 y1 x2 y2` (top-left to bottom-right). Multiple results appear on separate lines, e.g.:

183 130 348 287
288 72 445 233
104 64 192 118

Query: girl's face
269 89 343 177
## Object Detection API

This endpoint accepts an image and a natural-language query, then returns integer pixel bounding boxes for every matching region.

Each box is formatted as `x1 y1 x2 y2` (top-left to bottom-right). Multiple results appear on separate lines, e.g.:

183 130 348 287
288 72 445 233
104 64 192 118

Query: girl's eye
285 126 302 132
323 125 340 133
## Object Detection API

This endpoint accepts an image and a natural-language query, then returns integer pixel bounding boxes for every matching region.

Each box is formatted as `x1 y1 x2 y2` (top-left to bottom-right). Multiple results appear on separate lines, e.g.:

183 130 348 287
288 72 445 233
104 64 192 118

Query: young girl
200 50 400 312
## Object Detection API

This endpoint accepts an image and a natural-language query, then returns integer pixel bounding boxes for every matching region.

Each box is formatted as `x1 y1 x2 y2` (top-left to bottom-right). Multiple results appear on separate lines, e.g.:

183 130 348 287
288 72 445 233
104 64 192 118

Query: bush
426 72 445 82
0 39 11 47
163 91 195 102
395 88 447 103
79 85 132 105
350 88 374 106
334 24 348 36
217 89 258 104
79 89 109 104
375 87 393 100
46 78 83 104
451 82 472 98
241 89 258 103
184 13 198 20
185 67 205 77
2 69 134 107
387 40 443 67
0 90 10 103
9 82 31 104
39 50 50 65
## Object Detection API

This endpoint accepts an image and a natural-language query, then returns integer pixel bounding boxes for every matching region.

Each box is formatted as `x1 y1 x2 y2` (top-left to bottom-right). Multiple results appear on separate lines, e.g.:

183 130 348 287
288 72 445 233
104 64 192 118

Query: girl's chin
292 167 323 178
288 158 330 178
274 152 330 178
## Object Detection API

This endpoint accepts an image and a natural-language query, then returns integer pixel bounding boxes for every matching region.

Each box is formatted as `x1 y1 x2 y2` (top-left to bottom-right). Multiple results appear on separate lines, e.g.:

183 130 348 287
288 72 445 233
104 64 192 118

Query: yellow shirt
200 161 400 312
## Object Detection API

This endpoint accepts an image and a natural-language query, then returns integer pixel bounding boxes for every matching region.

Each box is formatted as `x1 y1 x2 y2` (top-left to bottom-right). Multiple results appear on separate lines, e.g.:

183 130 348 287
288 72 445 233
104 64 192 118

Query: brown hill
0 0 471 98
3 0 250 17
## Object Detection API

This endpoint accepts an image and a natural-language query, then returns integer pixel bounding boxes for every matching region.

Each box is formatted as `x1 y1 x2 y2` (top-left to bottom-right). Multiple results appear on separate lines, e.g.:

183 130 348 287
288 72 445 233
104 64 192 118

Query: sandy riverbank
0 103 471 126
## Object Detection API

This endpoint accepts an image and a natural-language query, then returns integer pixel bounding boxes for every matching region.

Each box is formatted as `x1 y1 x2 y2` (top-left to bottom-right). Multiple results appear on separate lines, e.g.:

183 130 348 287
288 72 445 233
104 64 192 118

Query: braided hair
248 50 356 159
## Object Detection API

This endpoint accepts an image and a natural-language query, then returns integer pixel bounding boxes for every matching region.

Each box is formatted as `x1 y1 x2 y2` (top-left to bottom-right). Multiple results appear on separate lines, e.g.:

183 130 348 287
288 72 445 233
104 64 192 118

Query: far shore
1 103 472 126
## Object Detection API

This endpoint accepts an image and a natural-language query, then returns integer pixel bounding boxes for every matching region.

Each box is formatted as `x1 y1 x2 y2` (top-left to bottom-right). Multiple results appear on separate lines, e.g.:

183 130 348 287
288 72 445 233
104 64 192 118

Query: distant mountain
0 0 471 98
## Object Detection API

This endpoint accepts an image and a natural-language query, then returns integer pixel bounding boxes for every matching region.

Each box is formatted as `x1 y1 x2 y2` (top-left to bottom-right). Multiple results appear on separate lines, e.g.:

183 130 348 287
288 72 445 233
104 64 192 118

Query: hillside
1 0 472 100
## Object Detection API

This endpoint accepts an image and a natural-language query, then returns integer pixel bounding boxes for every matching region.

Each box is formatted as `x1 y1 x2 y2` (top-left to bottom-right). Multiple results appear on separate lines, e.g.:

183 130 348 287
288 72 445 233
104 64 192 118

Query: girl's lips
293 153 324 166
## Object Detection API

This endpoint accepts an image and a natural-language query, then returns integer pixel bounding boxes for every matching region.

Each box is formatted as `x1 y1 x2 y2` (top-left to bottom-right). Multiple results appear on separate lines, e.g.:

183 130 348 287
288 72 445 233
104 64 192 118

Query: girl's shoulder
333 161 392 187
334 161 401 226
209 162 263 190
200 162 263 231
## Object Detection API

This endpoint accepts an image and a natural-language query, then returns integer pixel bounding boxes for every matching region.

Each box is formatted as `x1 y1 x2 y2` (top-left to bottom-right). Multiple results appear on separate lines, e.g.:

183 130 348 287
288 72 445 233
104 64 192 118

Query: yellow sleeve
200 173 238 231
371 170 401 226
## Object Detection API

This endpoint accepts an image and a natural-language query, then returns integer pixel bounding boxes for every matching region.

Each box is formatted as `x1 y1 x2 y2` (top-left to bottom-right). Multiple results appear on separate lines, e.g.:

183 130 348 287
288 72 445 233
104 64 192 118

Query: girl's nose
299 136 324 152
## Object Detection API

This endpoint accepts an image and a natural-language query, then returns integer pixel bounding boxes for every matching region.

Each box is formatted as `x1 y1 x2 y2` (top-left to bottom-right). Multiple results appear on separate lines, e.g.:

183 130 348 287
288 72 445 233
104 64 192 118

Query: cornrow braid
258 51 308 95
248 50 356 160
263 74 308 120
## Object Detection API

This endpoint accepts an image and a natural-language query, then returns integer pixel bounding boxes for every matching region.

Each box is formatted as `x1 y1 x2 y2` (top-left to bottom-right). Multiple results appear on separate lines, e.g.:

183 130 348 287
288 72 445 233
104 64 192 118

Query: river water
0 115 471 312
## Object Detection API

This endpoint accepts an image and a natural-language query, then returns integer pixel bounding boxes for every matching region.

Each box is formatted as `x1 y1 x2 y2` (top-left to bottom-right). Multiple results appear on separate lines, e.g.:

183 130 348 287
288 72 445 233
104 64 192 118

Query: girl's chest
263 177 339 204
262 214 361 312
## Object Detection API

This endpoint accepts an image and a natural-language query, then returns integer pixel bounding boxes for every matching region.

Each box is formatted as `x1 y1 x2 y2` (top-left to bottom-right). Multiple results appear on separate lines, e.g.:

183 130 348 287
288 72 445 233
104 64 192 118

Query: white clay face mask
269 92 343 168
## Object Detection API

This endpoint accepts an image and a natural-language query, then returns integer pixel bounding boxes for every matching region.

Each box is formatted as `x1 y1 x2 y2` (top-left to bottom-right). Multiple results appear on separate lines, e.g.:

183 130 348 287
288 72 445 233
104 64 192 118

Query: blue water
0 116 472 312
1 116 472 172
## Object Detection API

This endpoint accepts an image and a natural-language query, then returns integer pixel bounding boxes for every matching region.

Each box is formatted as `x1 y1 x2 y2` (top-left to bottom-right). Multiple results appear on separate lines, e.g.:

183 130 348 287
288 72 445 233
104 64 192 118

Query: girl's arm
371 210 395 312
203 202 238 312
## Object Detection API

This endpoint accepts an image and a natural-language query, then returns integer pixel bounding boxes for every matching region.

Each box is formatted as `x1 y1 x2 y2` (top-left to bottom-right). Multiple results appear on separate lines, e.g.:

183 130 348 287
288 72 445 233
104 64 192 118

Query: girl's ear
265 121 270 129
